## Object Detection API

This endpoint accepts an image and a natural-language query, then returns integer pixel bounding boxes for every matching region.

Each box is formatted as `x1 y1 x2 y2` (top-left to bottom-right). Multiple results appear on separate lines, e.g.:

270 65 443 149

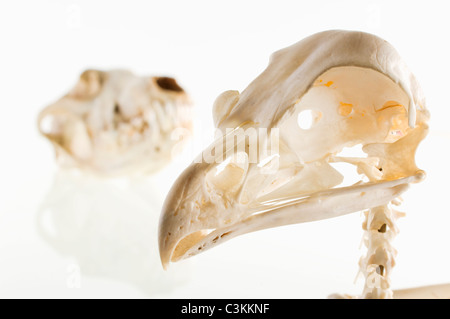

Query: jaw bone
158 29 429 296
38 69 193 175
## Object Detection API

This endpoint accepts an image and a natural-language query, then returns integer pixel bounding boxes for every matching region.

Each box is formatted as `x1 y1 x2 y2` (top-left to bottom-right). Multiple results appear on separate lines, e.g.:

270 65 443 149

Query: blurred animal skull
38 69 193 175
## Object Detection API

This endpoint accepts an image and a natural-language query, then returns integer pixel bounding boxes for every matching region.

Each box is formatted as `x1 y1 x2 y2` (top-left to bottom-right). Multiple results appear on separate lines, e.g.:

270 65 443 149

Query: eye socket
297 110 322 130
155 77 184 92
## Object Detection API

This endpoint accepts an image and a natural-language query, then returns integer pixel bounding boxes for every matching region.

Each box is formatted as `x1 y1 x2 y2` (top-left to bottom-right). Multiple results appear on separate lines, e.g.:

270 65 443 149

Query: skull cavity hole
297 109 322 130
156 77 184 92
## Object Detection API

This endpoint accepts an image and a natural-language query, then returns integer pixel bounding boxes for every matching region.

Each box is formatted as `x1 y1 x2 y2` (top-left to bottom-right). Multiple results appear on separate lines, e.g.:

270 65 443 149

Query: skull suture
158 30 429 295
38 69 193 175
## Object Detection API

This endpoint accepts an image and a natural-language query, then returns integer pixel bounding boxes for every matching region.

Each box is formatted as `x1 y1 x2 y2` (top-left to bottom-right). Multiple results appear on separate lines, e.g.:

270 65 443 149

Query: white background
1 0 449 298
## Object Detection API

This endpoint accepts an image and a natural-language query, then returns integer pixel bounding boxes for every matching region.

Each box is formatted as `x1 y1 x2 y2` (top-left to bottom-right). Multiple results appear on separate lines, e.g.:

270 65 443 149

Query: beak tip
158 245 171 270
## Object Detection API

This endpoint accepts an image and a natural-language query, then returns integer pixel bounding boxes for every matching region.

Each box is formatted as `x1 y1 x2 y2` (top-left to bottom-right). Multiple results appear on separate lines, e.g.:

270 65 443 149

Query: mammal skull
158 30 429 269
38 69 193 175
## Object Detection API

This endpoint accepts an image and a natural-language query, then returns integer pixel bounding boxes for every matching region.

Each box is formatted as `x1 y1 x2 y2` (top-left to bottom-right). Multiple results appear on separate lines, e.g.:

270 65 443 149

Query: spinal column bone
158 30 429 298
38 69 193 175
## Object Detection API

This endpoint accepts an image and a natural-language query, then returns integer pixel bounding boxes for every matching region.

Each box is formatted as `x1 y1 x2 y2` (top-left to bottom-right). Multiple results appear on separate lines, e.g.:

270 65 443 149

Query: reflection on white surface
2 0 450 298
36 169 191 296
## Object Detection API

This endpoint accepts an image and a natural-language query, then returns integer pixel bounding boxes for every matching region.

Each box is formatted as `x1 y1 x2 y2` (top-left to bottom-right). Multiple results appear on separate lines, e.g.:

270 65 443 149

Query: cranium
158 30 429 297
38 69 193 175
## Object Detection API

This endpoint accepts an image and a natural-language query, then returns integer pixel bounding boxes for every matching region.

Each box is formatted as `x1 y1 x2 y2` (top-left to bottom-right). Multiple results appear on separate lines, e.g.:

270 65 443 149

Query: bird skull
158 30 429 269
38 69 193 175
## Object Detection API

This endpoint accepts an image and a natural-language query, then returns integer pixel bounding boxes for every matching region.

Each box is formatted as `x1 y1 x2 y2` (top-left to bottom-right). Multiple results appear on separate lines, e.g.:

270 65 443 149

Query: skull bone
38 69 193 175
158 30 429 268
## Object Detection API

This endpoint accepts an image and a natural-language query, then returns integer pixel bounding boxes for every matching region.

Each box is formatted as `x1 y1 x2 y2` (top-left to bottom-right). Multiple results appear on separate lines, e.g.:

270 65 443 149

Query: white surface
1 0 449 298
